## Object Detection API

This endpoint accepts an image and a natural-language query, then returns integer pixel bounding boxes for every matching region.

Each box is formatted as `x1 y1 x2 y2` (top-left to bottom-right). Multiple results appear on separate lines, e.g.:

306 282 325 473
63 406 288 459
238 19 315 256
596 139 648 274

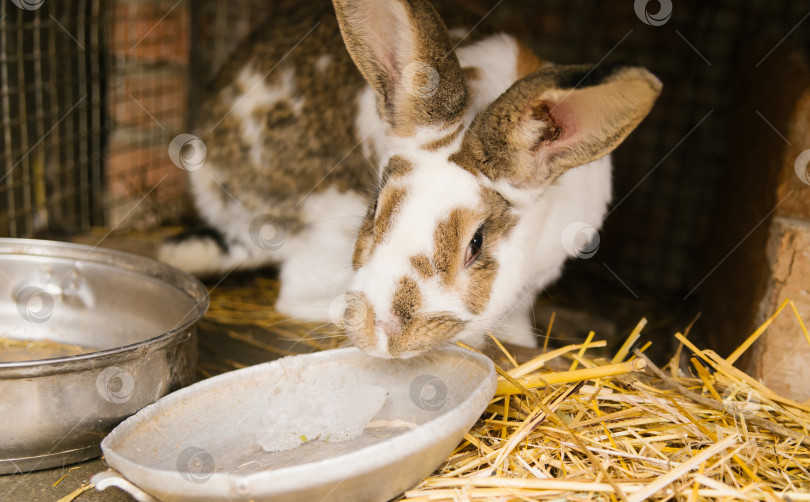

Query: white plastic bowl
94 345 496 502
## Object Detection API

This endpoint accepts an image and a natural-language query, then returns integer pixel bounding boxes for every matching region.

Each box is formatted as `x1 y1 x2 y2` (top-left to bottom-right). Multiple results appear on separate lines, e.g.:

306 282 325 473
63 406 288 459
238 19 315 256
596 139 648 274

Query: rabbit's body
167 4 370 269
164 5 377 319
161 0 660 357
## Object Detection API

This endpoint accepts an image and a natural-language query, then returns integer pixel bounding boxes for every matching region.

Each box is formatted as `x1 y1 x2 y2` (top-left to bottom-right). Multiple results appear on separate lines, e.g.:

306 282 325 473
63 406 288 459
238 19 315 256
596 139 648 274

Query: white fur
388 123 463 155
185 165 276 273
350 156 482 337
181 168 367 287
491 293 537 346
157 236 224 276
355 86 389 170
474 156 612 344
275 188 368 321
456 34 521 122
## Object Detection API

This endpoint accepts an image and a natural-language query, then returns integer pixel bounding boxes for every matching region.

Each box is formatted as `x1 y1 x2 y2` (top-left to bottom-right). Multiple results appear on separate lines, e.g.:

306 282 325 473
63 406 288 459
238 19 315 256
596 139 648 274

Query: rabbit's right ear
333 0 468 136
454 64 662 196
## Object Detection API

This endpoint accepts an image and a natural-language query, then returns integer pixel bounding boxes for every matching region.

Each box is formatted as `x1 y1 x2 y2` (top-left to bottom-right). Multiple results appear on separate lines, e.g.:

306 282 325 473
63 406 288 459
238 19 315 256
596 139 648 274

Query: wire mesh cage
489 0 810 296
0 0 809 301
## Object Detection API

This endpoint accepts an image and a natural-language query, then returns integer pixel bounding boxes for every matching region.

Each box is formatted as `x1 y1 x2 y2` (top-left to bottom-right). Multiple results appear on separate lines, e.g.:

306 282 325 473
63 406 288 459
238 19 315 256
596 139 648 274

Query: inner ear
520 73 661 184
334 0 414 97
469 64 661 191
527 102 565 150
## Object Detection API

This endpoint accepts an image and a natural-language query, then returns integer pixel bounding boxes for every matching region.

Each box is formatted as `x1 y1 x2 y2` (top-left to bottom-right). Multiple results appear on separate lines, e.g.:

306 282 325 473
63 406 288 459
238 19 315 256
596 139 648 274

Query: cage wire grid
491 0 810 294
0 0 809 299
0 1 104 238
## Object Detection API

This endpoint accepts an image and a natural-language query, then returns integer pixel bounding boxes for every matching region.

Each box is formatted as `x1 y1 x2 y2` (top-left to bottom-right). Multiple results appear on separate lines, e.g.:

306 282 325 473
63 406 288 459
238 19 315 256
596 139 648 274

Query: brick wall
750 83 810 401
106 0 190 229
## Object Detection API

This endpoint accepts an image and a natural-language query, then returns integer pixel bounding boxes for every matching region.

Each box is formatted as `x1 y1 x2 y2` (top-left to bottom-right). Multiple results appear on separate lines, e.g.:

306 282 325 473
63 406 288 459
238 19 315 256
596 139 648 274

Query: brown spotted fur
409 253 433 279
433 207 479 287
196 2 376 226
352 182 407 270
421 123 465 151
373 186 407 246
381 155 414 185
386 312 463 356
391 276 422 324
342 291 377 350
352 206 375 270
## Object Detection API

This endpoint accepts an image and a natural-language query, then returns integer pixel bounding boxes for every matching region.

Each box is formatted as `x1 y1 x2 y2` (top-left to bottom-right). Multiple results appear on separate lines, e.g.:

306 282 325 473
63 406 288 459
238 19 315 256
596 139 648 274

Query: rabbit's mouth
342 291 464 358
380 312 464 359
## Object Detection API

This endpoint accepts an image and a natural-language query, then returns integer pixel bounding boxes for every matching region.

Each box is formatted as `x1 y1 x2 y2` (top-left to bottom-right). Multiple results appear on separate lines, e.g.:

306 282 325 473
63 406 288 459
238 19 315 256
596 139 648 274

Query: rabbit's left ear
455 65 661 192
333 0 467 136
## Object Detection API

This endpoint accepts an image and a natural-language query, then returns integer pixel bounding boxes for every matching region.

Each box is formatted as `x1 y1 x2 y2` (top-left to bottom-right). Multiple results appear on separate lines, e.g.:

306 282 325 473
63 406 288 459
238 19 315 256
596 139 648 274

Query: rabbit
159 0 661 358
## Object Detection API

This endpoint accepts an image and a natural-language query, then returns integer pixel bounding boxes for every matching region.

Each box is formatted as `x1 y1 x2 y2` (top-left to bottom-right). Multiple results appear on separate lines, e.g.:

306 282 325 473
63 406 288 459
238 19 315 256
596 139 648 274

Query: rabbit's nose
379 311 402 337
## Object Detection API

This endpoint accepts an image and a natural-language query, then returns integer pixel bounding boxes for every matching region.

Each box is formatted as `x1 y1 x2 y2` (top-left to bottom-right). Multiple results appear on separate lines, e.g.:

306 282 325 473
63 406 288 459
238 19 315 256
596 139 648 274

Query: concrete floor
0 458 131 501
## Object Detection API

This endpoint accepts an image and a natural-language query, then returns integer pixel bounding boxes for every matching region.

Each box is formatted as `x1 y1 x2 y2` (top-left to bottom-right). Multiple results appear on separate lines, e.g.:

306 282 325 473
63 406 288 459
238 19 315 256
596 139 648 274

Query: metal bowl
0 238 208 474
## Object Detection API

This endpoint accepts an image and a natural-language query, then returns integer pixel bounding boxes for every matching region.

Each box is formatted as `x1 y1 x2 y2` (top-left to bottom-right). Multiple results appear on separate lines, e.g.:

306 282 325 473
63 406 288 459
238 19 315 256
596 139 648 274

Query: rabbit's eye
464 226 484 268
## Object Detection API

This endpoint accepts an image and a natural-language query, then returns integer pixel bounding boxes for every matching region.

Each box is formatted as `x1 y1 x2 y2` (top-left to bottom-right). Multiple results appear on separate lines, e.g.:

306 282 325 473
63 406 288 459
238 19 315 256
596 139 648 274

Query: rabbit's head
335 0 661 358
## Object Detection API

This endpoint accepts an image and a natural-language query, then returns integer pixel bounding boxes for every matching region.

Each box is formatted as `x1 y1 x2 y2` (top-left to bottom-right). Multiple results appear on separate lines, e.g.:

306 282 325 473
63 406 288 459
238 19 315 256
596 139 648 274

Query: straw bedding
205 278 810 501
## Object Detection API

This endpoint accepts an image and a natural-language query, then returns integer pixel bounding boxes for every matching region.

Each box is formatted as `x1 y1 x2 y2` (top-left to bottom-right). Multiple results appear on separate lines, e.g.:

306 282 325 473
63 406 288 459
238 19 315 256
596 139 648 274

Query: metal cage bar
0 1 104 238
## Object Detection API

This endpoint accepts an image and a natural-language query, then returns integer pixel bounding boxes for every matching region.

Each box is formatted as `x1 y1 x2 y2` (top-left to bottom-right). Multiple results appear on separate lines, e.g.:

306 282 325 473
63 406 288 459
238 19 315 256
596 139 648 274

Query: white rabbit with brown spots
160 0 661 358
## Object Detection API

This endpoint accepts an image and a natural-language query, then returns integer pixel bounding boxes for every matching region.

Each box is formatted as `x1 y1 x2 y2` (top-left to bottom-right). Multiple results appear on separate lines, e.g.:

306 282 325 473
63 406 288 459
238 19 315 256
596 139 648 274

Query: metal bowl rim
0 237 209 372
